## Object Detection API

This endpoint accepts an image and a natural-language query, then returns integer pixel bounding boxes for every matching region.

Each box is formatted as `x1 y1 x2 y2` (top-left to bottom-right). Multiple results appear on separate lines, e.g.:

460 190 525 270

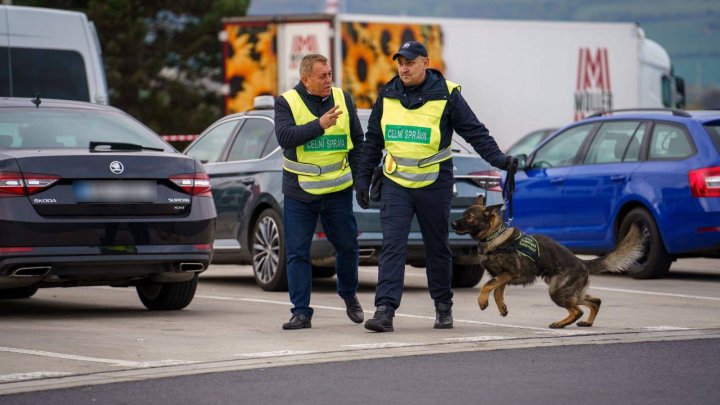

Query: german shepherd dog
451 196 644 328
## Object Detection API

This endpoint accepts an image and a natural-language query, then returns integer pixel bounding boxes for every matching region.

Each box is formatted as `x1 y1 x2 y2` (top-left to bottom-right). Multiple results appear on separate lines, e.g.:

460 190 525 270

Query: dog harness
481 226 540 262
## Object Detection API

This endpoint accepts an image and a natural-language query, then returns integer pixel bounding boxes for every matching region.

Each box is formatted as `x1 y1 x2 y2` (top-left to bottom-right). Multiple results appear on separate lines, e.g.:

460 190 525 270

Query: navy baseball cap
392 41 428 60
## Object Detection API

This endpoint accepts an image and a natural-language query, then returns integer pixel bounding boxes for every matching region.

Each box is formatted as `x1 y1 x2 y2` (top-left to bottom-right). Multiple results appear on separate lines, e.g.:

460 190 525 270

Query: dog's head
451 195 504 241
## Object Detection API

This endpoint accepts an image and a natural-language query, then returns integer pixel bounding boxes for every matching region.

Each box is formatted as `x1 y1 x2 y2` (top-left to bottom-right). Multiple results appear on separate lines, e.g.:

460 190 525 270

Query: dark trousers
284 192 359 318
375 181 454 310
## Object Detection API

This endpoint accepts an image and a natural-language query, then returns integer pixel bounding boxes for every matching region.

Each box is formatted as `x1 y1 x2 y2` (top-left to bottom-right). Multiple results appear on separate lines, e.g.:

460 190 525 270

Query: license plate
74 180 156 203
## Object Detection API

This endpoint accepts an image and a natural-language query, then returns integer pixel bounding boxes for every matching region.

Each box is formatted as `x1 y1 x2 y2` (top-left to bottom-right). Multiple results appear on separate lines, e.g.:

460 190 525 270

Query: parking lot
1 258 719 395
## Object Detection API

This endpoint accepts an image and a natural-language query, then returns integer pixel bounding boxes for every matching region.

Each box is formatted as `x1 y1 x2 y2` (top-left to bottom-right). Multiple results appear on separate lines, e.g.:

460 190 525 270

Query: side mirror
516 154 528 170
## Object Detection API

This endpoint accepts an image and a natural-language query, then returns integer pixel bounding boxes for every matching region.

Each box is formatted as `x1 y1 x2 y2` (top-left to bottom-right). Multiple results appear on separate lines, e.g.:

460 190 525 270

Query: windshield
0 107 170 150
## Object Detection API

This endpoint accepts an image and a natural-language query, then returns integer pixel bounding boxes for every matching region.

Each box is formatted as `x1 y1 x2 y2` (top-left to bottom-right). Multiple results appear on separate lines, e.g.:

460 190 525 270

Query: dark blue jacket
275 82 364 202
356 69 510 192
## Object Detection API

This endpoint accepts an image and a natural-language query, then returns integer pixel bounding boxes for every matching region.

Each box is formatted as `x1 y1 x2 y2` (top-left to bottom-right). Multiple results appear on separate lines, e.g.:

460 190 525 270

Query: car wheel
252 208 288 291
619 208 672 279
0 285 39 299
451 263 485 288
312 266 336 278
136 274 198 310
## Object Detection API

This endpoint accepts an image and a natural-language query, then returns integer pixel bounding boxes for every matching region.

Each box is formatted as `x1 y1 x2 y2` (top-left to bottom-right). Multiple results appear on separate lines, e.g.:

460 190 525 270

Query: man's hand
356 189 370 209
319 105 343 129
506 155 518 171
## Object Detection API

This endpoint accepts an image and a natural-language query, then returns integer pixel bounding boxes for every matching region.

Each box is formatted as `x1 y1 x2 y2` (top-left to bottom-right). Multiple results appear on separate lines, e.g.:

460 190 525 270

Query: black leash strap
503 159 517 223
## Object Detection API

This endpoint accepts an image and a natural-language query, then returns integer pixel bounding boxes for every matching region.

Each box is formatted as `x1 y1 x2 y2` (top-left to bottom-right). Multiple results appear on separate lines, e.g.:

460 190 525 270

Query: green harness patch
384 125 431 144
304 134 348 152
515 232 540 261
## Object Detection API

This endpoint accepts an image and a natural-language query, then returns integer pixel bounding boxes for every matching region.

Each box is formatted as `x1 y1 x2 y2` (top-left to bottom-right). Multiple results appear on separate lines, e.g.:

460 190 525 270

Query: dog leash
503 157 518 225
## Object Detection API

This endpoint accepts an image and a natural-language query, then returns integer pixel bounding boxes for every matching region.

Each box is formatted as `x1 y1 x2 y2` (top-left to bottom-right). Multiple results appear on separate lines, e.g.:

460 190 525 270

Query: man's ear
485 204 504 215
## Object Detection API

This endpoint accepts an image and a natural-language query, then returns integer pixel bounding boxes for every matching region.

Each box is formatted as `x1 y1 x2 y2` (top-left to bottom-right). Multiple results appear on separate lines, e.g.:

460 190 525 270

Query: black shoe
434 302 453 329
343 295 364 324
364 305 395 332
282 313 312 330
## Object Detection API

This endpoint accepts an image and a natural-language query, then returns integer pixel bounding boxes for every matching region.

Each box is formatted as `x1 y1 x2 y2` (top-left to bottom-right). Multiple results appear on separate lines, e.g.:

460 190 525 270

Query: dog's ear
485 204 504 216
474 194 485 207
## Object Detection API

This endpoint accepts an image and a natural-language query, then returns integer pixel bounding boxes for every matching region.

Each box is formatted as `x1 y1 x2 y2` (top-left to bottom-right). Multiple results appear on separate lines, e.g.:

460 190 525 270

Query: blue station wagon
510 109 720 278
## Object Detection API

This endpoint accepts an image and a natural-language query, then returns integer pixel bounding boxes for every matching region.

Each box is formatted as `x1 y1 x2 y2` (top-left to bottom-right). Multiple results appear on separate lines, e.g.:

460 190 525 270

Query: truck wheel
136 275 198 310
451 263 485 288
619 208 672 279
0 285 39 299
312 266 336 278
252 208 288 291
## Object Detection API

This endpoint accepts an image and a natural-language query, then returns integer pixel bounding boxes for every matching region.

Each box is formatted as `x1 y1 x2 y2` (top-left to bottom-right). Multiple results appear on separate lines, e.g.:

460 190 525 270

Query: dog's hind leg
478 273 513 311
493 284 509 317
549 306 584 329
577 295 602 327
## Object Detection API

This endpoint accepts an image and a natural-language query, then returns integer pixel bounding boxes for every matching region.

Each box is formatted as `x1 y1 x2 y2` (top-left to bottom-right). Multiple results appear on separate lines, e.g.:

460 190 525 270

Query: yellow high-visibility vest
282 87 354 195
381 80 459 188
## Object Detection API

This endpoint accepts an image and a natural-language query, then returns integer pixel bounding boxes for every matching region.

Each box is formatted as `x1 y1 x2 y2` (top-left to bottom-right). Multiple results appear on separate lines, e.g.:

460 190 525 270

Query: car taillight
169 173 212 197
689 167 720 197
0 172 60 197
467 170 502 191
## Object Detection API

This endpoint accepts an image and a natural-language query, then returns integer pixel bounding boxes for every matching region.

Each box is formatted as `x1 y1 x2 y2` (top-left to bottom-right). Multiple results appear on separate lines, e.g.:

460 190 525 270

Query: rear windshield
0 107 169 150
704 123 720 153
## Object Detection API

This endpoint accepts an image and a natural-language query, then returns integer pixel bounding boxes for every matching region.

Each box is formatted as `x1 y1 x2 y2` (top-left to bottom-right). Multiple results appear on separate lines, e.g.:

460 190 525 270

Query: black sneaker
282 313 312 330
364 305 395 332
434 302 453 329
343 295 364 324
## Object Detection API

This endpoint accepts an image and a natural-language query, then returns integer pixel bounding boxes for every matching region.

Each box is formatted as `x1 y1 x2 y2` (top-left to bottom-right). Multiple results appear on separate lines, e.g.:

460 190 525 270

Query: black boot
434 302 453 329
282 313 311 330
343 295 364 324
364 305 394 332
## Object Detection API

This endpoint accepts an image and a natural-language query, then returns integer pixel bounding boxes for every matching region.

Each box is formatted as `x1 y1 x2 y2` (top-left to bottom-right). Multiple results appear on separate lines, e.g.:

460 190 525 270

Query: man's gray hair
300 54 329 77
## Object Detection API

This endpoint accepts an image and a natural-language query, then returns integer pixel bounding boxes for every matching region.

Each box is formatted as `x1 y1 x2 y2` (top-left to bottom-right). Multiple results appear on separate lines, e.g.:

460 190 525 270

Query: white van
0 5 108 104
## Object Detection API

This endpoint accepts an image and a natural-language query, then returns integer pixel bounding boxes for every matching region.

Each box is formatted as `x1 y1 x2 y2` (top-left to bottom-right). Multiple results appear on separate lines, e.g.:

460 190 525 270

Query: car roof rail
587 108 691 118
253 95 275 110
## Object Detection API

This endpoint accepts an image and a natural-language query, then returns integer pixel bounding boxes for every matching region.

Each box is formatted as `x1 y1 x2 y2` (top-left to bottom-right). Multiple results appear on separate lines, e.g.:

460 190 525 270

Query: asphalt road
2 338 719 405
1 258 719 402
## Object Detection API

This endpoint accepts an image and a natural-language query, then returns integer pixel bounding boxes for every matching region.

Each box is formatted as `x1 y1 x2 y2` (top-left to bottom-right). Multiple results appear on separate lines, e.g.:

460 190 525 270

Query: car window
623 123 647 162
507 129 550 156
648 123 693 160
531 123 594 168
0 108 167 150
262 130 280 157
584 121 641 164
703 123 720 153
186 120 238 163
227 118 274 161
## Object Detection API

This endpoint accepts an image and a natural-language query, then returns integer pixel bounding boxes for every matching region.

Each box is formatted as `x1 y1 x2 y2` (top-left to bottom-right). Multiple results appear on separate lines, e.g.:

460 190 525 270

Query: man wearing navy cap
356 40 517 332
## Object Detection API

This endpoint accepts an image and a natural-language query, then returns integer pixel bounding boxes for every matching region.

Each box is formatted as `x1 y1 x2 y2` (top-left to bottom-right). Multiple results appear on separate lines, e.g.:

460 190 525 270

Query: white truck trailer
221 13 685 149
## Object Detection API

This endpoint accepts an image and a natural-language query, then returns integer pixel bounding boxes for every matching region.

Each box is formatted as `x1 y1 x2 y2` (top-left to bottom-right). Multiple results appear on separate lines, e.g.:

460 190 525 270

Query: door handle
611 175 627 182
240 177 255 185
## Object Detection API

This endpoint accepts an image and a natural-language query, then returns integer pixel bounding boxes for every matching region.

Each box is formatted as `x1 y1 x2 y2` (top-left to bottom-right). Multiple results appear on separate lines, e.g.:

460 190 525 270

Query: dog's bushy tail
588 225 645 274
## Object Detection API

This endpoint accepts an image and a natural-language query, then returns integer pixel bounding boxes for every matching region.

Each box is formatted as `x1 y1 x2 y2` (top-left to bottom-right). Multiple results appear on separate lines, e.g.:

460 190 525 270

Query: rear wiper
89 141 164 152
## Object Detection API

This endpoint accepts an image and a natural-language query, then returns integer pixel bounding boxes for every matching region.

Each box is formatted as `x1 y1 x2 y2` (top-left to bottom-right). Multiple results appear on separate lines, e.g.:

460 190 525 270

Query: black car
185 97 504 291
0 98 216 309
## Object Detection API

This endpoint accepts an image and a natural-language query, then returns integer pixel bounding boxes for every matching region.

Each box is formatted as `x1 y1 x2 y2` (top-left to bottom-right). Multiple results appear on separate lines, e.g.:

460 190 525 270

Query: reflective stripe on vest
282 87 354 194
381 80 460 188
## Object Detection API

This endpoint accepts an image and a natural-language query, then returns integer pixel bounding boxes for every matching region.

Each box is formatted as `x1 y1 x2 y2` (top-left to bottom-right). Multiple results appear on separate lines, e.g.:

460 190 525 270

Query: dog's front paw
498 305 508 317
478 298 489 310
577 321 593 327
548 322 567 329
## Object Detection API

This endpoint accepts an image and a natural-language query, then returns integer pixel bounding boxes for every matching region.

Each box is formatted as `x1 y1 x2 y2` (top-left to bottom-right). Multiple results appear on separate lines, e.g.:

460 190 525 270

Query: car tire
0 285 39 299
312 266 336 278
619 208 672 279
451 263 485 288
252 208 288 291
136 275 198 310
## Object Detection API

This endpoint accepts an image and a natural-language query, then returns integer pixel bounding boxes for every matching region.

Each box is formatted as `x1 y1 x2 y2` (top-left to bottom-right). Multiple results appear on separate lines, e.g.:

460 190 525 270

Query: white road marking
236 350 318 357
0 347 194 368
590 286 720 302
343 343 417 349
0 372 71 383
643 326 692 331
443 336 509 342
